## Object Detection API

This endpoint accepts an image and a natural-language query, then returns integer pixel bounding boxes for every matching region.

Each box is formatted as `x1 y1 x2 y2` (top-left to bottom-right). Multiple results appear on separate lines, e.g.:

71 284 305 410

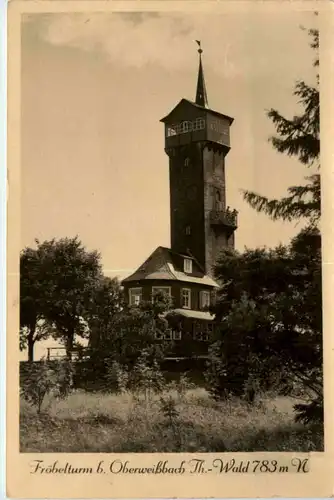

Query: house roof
121 246 219 288
168 309 215 321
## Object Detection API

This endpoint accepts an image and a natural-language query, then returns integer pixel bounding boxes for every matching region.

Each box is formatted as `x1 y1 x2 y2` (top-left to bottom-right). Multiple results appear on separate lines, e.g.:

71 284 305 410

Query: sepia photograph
17 6 323 458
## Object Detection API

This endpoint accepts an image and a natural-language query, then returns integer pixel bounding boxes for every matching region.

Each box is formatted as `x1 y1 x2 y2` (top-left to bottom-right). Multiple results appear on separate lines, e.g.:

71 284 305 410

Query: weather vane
195 40 203 55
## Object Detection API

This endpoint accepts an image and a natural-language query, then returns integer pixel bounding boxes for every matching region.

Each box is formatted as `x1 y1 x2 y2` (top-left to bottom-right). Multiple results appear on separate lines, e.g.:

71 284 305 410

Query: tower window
129 288 142 306
200 290 211 309
180 121 193 134
167 126 177 137
181 288 191 309
184 258 192 274
193 117 205 131
215 189 222 211
185 225 191 235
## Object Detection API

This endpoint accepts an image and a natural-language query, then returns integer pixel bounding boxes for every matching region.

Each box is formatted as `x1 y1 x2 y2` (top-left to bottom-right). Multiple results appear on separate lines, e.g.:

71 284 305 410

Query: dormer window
184 258 192 274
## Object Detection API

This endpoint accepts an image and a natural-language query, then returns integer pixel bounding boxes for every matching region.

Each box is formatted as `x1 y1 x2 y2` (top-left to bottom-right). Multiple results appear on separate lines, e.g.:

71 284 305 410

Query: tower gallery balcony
210 207 238 229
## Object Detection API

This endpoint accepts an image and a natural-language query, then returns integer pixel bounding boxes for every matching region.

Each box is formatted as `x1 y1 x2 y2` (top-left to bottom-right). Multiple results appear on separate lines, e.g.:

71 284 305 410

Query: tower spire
195 40 208 108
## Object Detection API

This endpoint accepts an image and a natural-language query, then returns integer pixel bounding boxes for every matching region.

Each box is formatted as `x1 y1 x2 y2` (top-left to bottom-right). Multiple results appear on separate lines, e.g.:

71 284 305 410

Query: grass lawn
20 388 323 453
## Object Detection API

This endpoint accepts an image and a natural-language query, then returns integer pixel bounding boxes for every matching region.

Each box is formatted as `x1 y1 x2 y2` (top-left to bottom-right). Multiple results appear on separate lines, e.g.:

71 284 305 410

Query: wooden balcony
210 208 238 229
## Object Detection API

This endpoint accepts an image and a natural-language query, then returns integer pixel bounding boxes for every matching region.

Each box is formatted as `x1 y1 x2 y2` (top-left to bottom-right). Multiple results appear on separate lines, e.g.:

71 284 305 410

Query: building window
181 288 191 309
185 225 191 235
193 323 210 341
173 330 182 341
184 258 192 274
200 290 211 309
193 117 205 131
184 157 190 167
166 118 205 137
215 189 222 211
152 286 171 301
180 121 193 134
129 288 142 306
167 126 177 137
155 329 175 341
210 120 218 131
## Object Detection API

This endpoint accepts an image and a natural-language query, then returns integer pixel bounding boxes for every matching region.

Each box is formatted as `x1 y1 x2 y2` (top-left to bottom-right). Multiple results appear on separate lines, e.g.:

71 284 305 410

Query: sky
21 9 318 283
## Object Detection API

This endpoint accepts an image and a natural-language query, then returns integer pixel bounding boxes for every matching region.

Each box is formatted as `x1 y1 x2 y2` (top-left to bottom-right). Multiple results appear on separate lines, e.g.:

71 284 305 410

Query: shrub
129 350 164 400
20 360 74 413
105 359 129 393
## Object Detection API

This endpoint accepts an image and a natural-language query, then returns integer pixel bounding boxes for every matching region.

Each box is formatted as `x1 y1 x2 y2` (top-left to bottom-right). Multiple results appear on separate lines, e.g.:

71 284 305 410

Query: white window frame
167 125 177 137
181 288 191 309
184 258 192 274
180 121 193 134
167 118 205 137
200 290 211 309
129 287 142 306
193 117 205 131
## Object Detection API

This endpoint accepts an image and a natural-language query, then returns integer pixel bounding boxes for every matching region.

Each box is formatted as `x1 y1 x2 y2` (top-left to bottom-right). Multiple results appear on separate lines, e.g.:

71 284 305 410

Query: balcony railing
210 208 238 229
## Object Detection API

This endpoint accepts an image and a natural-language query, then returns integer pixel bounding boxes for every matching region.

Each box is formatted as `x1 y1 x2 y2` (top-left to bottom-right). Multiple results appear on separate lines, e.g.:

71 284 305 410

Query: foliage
243 28 320 226
87 291 173 379
105 360 129 394
20 360 74 413
159 395 179 421
129 350 165 400
87 276 123 350
20 248 52 361
294 396 323 425
210 27 322 423
209 226 322 415
20 237 103 359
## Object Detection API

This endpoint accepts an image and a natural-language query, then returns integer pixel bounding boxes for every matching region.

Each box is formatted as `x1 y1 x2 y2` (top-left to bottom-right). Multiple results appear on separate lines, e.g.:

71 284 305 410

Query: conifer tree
243 27 320 226
208 27 322 424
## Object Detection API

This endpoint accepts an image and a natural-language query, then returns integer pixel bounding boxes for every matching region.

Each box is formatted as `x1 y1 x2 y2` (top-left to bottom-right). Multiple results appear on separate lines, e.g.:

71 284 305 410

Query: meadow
20 387 323 453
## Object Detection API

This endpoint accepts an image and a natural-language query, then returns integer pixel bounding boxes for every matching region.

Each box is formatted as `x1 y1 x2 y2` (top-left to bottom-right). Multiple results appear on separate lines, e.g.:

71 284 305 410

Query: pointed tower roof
160 40 234 125
195 40 208 108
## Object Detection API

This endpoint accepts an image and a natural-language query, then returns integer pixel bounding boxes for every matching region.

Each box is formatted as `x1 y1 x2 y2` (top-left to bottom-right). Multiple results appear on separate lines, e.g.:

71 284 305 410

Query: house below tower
121 246 219 358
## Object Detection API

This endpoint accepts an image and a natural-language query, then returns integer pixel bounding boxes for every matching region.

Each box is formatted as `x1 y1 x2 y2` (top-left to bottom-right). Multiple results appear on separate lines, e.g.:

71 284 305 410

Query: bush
20 360 74 413
128 350 164 400
105 359 129 393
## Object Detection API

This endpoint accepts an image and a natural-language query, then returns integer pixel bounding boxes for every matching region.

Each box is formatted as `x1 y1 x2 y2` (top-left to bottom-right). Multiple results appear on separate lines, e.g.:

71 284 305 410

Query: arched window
184 157 190 167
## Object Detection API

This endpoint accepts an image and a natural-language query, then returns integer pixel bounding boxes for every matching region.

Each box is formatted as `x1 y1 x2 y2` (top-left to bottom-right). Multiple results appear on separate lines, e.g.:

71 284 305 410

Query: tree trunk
27 325 36 362
65 327 75 360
